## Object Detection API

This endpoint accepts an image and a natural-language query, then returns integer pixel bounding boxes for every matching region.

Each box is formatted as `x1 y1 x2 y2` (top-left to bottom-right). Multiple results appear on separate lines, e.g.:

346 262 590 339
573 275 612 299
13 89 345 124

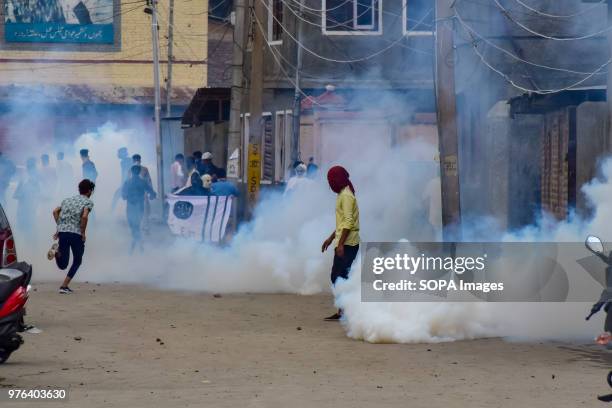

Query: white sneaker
47 243 59 261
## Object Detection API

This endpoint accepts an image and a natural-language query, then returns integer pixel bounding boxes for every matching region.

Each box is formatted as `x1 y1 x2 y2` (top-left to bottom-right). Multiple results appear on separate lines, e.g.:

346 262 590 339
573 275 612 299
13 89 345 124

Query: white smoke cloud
5 119 608 345
332 160 612 344
20 121 438 297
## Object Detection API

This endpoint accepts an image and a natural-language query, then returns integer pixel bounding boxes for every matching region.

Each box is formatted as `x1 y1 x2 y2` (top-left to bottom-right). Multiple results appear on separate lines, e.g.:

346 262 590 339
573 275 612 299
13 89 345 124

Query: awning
182 87 231 127
509 89 605 116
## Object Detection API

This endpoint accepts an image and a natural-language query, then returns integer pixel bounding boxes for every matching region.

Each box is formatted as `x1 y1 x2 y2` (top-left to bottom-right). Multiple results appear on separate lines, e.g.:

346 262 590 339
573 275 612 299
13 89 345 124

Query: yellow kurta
335 186 360 247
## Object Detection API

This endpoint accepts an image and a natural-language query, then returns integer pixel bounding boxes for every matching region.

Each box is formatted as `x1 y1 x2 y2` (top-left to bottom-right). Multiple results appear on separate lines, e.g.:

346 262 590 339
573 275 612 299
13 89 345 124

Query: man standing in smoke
170 153 185 192
80 149 98 183
56 152 74 198
122 165 156 253
47 179 95 294
199 152 224 180
321 166 360 321
193 151 203 174
111 147 132 212
40 154 57 205
307 157 319 178
284 162 312 195
132 154 152 234
183 156 199 188
13 157 40 239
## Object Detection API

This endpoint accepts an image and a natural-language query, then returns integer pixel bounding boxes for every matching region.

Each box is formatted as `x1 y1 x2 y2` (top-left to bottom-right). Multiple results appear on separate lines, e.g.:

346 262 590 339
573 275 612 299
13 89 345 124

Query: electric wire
511 0 605 19
493 0 612 41
174 0 230 16
455 6 607 76
257 0 426 63
283 0 433 29
277 0 433 56
462 24 612 94
0 42 171 73
157 7 206 62
251 7 324 107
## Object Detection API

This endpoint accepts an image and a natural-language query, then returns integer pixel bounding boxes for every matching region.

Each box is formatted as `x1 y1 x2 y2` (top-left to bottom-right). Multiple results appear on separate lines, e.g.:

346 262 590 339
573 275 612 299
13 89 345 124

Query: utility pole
246 0 265 214
604 0 612 151
291 0 304 164
228 0 248 179
150 0 164 199
166 0 174 117
434 0 461 240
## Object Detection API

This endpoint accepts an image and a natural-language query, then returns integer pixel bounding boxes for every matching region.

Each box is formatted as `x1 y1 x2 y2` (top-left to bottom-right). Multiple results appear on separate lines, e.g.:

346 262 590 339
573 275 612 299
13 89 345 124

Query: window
403 0 435 36
355 0 374 29
262 113 274 183
209 0 232 20
275 110 293 181
267 0 283 44
241 111 292 182
323 0 382 35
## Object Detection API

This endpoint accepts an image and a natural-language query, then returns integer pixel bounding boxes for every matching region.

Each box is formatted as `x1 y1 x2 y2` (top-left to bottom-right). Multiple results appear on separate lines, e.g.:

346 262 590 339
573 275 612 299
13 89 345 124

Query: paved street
0 282 609 408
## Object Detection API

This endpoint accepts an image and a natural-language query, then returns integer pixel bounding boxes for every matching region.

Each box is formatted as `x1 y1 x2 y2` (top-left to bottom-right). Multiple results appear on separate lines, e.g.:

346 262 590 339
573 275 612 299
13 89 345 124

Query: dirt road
0 283 609 407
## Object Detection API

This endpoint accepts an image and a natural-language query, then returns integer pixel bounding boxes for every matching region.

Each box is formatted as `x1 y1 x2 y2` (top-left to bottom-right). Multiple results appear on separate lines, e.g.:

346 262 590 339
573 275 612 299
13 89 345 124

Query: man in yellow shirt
321 166 360 321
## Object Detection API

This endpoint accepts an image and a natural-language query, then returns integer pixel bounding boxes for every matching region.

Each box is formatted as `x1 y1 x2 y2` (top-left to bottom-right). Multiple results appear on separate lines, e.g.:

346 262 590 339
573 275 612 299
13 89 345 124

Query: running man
321 166 360 321
47 179 95 294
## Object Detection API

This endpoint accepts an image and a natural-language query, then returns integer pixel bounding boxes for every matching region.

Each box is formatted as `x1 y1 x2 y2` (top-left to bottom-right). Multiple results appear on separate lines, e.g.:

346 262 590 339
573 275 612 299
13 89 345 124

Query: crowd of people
169 150 237 197
3 146 353 314
0 150 78 238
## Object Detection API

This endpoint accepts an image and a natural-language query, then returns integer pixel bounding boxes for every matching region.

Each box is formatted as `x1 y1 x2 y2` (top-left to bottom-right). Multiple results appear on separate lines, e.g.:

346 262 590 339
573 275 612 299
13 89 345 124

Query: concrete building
240 0 437 184
452 0 610 229
0 0 208 155
236 0 612 232
180 0 233 170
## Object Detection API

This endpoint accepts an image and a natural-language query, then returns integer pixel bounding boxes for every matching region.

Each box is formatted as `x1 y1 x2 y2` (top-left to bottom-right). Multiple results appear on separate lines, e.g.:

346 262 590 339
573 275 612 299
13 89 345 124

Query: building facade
0 0 208 155
240 0 437 183
239 0 612 231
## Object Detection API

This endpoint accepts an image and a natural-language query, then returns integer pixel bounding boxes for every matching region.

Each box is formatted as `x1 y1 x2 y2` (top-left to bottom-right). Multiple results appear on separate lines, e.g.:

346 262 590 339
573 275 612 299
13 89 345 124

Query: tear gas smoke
3 120 609 344
332 159 612 344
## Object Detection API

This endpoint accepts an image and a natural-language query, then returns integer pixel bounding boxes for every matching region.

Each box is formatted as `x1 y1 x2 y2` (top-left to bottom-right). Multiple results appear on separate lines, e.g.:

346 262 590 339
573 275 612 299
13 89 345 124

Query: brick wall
0 0 208 90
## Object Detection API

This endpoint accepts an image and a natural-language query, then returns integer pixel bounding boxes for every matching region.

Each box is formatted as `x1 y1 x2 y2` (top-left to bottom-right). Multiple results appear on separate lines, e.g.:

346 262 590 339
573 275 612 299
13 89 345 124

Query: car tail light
0 286 27 319
2 234 17 267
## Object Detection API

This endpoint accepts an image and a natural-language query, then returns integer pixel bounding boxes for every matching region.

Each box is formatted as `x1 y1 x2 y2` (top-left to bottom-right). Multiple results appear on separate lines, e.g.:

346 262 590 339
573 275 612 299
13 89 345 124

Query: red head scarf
327 166 355 194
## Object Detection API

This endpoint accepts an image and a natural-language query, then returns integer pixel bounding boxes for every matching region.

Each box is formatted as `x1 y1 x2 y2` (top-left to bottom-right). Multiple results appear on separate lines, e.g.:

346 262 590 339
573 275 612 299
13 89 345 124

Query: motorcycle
584 235 612 402
0 261 32 364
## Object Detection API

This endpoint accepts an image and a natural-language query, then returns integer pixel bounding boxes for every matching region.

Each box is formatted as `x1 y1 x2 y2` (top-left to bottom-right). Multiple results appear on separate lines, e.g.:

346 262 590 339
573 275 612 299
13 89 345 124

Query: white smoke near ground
4 118 609 344
332 160 612 344
17 122 439 296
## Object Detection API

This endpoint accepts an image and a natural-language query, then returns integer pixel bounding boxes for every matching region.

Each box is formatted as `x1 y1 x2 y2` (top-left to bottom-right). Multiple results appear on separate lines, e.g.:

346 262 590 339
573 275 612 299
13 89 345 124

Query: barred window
267 0 283 44
323 0 381 34
404 0 435 35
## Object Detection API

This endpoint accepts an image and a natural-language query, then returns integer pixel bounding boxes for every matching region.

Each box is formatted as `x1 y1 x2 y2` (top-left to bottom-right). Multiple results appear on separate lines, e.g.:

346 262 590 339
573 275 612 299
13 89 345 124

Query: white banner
166 195 233 243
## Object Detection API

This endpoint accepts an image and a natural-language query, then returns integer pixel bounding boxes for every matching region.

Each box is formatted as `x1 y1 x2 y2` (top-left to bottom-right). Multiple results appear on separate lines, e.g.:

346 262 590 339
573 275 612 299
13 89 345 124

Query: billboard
4 0 115 44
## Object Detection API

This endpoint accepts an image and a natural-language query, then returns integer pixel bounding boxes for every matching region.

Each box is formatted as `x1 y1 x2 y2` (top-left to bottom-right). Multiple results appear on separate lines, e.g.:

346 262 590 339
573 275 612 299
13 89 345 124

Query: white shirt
284 176 313 195
170 161 185 189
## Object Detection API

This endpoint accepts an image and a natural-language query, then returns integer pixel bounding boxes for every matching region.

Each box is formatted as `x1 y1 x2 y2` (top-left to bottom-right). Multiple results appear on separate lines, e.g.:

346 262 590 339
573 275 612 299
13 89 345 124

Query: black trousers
331 244 359 284
56 232 85 279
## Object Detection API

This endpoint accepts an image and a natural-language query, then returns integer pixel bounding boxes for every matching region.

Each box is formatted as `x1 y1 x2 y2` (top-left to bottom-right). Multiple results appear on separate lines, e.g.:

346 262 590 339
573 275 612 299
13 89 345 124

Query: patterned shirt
57 195 94 235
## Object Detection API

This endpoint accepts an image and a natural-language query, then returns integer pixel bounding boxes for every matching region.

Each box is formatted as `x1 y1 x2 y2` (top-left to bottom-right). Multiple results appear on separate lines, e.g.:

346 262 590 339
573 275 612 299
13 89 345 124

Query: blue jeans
56 232 85 279
126 205 144 251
